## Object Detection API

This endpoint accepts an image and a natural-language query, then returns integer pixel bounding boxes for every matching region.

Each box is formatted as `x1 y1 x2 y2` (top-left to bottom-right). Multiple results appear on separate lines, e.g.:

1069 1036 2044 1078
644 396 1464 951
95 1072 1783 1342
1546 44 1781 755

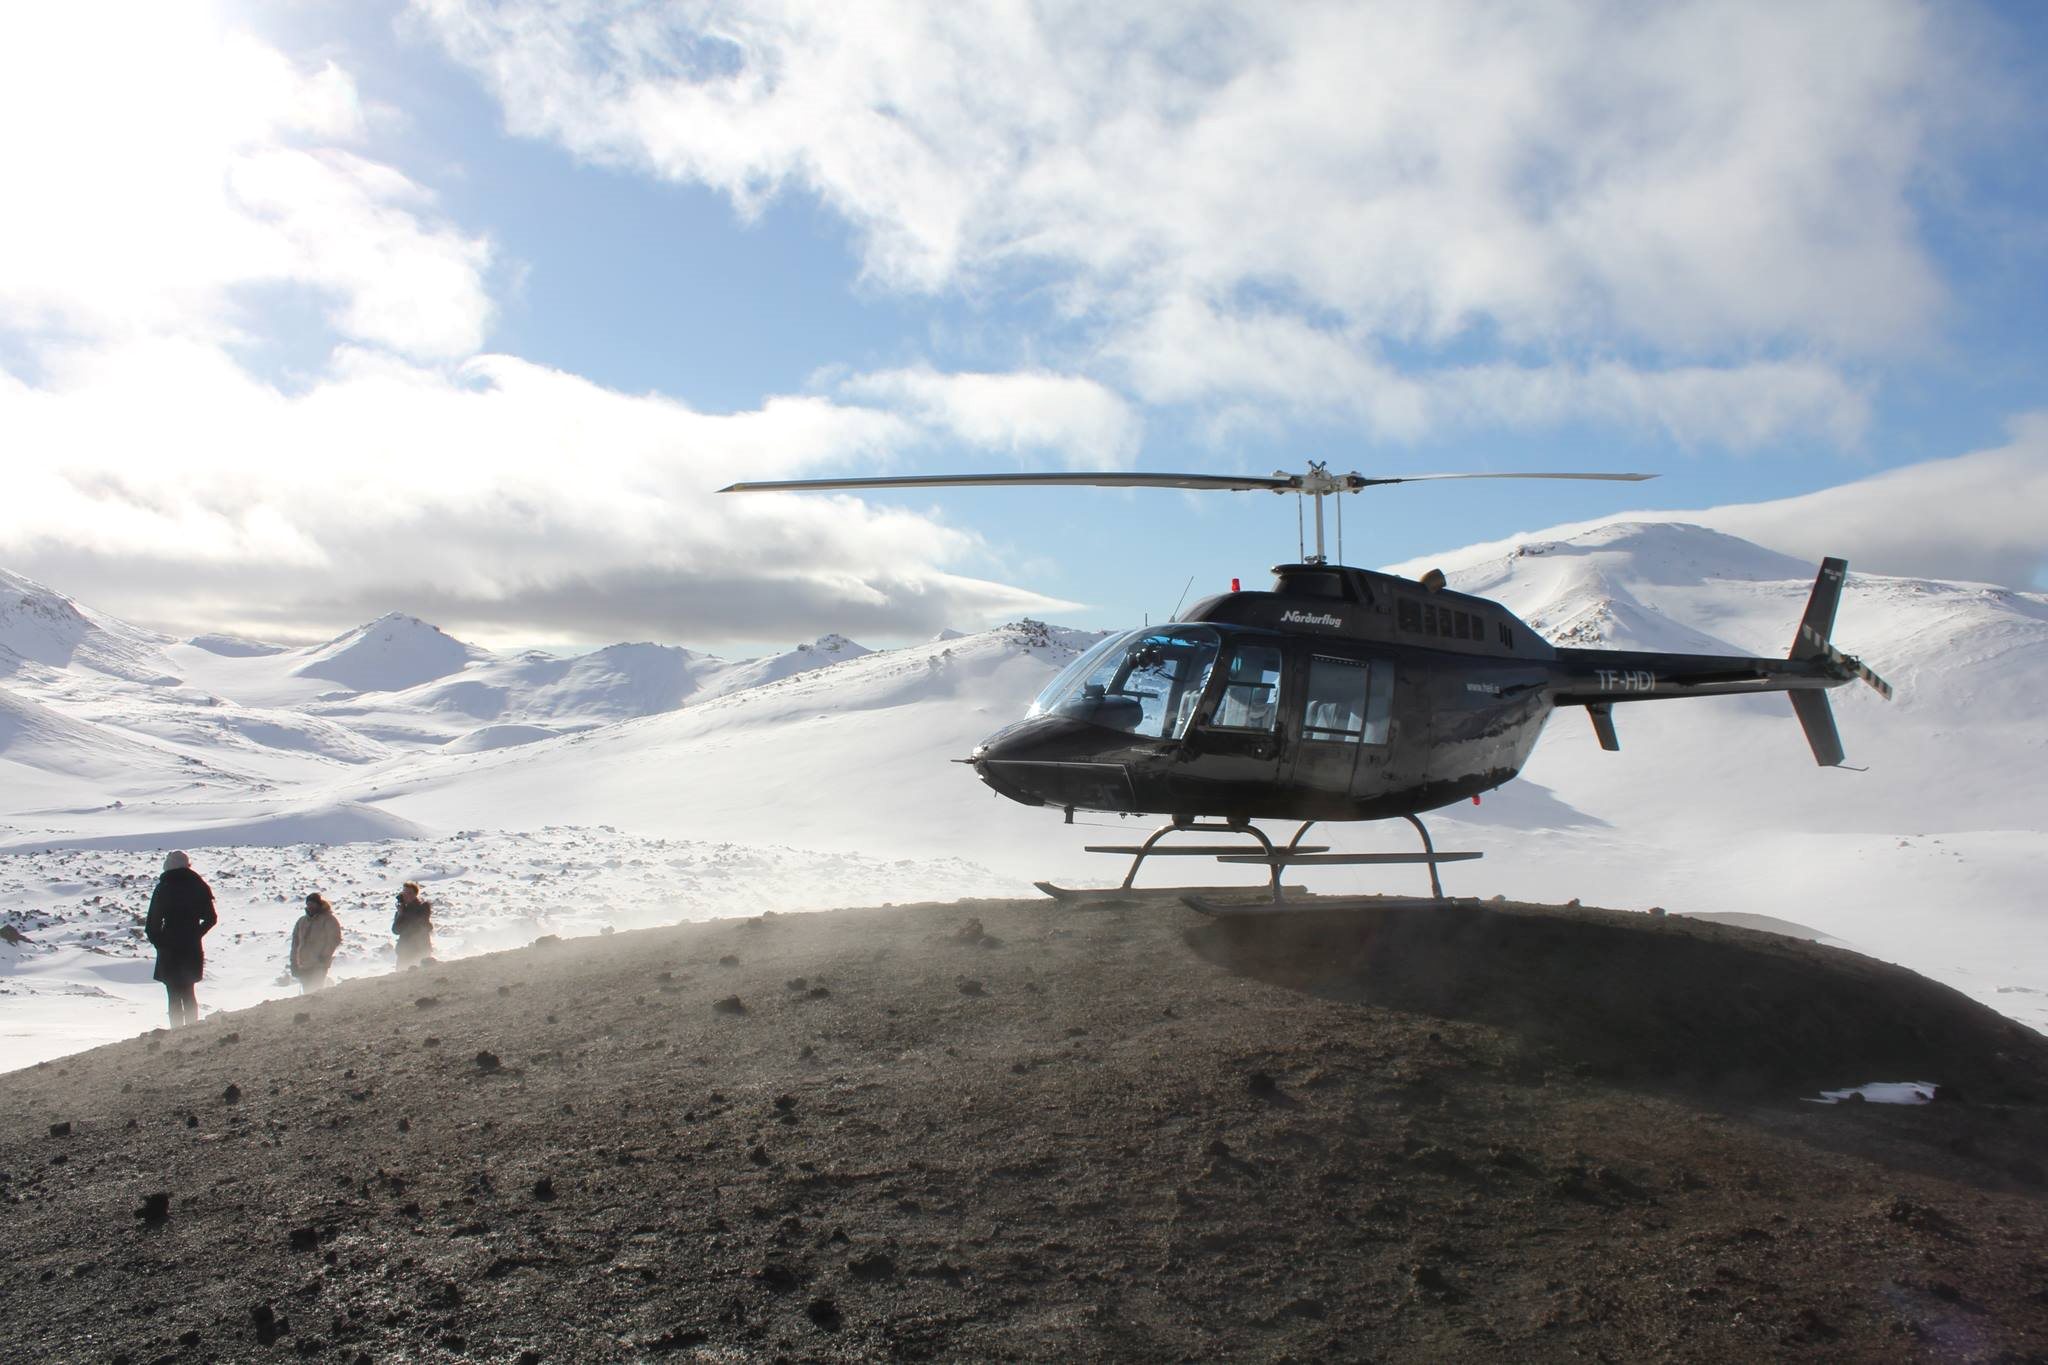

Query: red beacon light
1230 578 1241 593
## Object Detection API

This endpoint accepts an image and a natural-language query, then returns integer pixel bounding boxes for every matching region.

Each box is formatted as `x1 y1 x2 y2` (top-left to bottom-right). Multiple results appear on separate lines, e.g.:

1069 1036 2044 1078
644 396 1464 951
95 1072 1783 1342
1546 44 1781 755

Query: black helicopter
723 464 1893 909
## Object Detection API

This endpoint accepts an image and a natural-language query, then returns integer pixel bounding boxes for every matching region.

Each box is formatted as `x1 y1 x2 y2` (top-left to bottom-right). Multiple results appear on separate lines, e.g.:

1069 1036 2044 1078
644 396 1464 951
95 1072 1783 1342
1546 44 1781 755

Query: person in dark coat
145 850 217 1027
391 881 434 969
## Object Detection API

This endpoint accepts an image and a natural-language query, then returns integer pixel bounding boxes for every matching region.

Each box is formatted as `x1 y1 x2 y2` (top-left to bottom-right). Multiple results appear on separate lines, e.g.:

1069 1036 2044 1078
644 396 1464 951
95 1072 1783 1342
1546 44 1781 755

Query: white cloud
0 3 491 360
1692 415 2048 589
1110 296 1870 448
0 340 1076 645
415 0 1970 442
836 367 1141 468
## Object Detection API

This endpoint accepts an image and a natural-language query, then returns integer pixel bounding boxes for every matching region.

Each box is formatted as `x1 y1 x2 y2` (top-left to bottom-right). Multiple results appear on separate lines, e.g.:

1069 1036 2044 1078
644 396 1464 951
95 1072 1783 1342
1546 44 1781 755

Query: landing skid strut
1034 813 1480 912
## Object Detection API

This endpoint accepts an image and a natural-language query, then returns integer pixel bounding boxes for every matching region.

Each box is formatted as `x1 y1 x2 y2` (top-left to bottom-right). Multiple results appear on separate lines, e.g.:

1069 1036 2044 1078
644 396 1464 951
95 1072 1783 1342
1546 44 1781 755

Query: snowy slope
341 634 875 748
356 622 1093 863
293 612 493 693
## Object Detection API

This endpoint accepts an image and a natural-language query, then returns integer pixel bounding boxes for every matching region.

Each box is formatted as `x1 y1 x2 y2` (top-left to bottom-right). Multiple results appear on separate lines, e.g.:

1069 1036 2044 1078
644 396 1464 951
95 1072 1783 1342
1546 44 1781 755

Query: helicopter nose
970 716 1138 812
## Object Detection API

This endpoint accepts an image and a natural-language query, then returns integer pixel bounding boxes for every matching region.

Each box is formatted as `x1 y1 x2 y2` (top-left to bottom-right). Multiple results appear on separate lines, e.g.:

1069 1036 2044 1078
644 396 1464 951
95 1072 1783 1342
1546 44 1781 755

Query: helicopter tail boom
1551 557 1892 767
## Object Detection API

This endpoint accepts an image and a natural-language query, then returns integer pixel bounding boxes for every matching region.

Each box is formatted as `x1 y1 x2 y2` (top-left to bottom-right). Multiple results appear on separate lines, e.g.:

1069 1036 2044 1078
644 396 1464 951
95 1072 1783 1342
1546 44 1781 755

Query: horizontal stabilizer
1790 690 1845 767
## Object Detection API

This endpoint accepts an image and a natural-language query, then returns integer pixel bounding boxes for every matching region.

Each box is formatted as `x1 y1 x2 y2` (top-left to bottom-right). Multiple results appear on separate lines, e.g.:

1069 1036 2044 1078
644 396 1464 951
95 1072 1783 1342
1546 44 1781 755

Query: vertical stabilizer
1791 557 1847 660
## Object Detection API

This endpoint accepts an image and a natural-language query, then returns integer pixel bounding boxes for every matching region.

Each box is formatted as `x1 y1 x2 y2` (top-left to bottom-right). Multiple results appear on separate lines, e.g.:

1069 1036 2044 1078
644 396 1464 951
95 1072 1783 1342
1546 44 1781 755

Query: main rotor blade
1351 472 1657 487
721 472 1294 493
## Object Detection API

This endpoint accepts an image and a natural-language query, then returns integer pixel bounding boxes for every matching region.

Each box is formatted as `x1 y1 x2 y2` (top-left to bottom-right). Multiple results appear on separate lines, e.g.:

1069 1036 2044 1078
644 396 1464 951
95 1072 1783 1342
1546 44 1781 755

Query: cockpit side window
1207 643 1284 732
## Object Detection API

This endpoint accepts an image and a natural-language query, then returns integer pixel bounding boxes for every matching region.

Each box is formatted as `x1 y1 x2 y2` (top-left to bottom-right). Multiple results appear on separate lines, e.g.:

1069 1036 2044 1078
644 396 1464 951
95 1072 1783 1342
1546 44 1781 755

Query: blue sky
2 1 2044 653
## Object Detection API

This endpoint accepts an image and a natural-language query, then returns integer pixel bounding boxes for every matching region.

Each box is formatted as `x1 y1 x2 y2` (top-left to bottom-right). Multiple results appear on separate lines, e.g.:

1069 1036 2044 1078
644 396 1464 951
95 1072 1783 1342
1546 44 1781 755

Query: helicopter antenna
1337 488 1344 564
721 466 1656 566
1295 493 1306 562
1170 574 1195 621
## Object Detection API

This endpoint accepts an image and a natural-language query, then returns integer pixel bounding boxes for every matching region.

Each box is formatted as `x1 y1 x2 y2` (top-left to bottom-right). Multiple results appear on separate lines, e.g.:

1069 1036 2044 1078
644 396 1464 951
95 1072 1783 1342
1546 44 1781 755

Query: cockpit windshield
1028 625 1223 739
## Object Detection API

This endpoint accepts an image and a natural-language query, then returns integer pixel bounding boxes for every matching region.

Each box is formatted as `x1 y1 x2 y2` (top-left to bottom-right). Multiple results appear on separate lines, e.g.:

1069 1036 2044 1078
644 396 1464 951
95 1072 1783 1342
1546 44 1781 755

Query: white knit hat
162 850 190 872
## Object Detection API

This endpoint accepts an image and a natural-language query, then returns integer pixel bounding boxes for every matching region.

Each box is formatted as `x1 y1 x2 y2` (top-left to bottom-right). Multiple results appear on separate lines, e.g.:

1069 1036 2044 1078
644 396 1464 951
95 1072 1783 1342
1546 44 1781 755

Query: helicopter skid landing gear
1036 813 1480 910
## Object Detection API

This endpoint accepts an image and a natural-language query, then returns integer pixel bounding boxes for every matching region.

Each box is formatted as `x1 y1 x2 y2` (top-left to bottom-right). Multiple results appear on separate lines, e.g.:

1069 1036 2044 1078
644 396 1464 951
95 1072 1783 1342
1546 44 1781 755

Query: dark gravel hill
4 895 2046 1362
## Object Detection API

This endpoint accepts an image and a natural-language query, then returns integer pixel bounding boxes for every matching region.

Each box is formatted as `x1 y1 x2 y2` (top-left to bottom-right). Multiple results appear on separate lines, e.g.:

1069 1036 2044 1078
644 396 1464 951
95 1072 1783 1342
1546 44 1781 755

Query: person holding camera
289 892 342 991
391 881 434 969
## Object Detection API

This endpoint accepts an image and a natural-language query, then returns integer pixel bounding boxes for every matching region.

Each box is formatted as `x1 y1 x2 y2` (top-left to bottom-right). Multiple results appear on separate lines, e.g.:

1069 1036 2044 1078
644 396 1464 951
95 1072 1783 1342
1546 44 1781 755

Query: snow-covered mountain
0 567 176 684
1 524 2043 1070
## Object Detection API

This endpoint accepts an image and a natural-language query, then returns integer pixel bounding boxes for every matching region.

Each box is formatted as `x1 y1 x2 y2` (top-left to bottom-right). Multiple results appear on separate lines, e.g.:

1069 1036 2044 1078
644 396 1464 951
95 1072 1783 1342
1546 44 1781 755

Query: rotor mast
1288 461 1352 565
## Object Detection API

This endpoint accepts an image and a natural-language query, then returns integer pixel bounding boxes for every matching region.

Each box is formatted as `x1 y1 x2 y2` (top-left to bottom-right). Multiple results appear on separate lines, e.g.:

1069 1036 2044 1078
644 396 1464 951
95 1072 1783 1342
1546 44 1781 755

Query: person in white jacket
289 893 343 992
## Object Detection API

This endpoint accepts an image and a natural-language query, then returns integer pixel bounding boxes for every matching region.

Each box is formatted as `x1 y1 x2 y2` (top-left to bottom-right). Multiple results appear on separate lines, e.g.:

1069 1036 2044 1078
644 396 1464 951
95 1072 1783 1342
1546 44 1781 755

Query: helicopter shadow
1436 778 1608 830
1182 900 2048 1105
1181 900 2048 1192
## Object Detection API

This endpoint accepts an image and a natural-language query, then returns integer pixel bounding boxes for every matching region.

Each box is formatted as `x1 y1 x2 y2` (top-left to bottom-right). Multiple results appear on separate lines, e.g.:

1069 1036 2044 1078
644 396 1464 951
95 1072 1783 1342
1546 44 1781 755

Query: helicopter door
1288 654 1396 797
1186 641 1286 776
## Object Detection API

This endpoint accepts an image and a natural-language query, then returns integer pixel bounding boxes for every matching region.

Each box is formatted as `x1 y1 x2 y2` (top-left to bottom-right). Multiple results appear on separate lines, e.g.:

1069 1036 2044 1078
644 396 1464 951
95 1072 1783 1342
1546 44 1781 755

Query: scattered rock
475 1051 502 1073
1246 1072 1278 1097
532 1176 555 1202
287 1226 319 1251
754 1262 801 1293
250 1302 285 1346
1410 1262 1463 1302
718 954 739 967
956 977 986 997
849 1251 896 1281
644 1326 708 1352
135 1191 170 1223
47 1122 71 1138
785 977 808 992
415 997 440 1009
222 1084 241 1105
807 1297 842 1332
713 996 747 1016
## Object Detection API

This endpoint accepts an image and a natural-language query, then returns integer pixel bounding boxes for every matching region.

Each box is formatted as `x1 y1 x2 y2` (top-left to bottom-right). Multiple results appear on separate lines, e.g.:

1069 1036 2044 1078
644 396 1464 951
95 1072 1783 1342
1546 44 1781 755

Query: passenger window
1210 644 1283 732
1301 656 1370 744
1397 598 1421 632
1455 612 1471 641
